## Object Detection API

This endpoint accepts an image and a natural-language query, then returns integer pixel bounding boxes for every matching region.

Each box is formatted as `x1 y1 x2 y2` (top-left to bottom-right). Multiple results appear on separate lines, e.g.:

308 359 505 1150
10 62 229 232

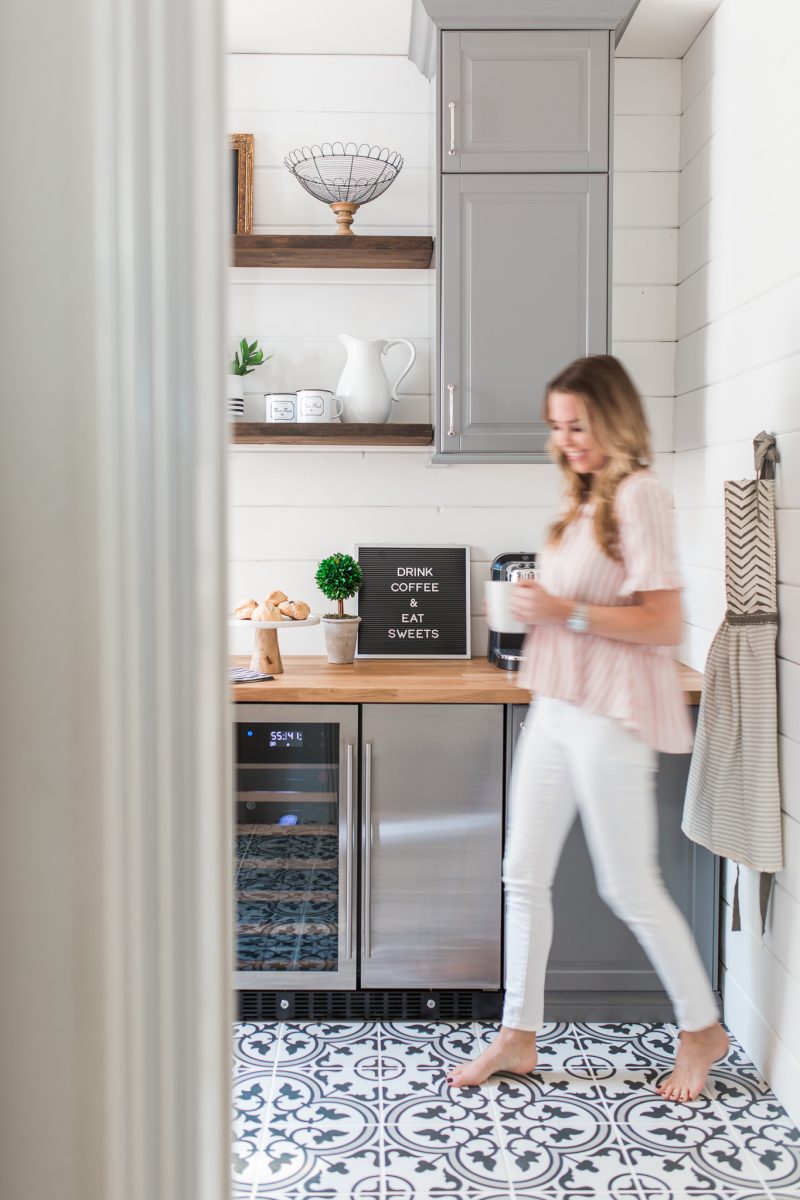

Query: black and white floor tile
231 1020 800 1199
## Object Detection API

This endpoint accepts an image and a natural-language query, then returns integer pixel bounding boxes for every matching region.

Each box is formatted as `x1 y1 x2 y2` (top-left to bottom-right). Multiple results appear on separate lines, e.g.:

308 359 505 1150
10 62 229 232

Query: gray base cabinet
508 705 720 1019
361 704 504 989
439 173 608 458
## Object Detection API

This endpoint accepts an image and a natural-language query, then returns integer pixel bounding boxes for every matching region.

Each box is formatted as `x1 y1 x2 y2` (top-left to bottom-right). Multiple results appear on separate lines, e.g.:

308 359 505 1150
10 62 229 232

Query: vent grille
239 990 501 1022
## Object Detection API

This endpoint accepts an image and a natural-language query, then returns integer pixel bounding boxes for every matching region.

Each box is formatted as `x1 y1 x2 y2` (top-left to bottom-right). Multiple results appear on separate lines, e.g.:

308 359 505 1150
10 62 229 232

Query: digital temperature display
237 721 337 765
268 729 304 749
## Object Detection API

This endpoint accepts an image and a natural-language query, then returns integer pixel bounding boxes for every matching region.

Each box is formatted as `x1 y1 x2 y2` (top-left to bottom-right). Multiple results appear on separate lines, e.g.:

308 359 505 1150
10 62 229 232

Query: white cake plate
228 614 320 675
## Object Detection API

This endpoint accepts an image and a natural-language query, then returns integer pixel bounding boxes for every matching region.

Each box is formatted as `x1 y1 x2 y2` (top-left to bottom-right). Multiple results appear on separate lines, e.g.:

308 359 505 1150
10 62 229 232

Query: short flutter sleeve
616 473 683 597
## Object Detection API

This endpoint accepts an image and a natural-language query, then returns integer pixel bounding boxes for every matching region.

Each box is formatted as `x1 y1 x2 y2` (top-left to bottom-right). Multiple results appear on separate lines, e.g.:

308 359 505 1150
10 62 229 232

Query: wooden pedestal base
329 201 359 234
250 627 284 675
231 613 318 676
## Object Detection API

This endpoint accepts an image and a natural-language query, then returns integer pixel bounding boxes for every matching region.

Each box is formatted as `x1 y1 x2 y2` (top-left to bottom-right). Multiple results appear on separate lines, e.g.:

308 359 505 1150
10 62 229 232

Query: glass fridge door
234 704 358 990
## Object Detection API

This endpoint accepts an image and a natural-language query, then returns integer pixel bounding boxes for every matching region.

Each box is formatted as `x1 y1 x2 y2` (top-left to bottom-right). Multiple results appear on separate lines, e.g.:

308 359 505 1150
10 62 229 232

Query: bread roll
266 590 288 607
278 599 311 621
252 601 283 623
233 598 258 620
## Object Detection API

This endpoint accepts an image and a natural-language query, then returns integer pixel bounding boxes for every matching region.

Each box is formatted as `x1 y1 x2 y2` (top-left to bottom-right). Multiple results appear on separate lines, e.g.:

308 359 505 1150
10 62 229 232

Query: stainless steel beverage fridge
235 704 358 990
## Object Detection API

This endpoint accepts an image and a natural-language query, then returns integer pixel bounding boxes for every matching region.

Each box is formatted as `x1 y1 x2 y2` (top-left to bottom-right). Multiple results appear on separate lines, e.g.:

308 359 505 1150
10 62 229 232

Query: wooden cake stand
228 615 320 676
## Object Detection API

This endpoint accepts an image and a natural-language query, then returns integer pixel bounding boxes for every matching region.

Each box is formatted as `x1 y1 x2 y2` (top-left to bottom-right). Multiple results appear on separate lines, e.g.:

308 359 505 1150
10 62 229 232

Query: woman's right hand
511 580 571 627
509 581 540 623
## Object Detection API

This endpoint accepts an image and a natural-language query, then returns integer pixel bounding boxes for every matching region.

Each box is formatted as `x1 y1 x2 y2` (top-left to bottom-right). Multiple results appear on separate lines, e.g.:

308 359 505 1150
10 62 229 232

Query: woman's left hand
510 580 571 626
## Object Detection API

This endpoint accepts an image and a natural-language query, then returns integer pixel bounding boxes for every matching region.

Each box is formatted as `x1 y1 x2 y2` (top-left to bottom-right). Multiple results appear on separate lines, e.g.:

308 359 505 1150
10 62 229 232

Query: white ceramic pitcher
335 334 416 423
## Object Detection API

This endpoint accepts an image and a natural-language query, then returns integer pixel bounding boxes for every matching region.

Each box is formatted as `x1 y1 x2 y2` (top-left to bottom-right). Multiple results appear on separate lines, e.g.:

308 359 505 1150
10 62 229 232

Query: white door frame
0 0 231 1196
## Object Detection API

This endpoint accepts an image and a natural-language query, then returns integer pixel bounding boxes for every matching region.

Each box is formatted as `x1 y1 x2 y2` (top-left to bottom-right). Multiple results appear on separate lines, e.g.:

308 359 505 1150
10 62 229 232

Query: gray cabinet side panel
439 172 463 453
441 31 462 171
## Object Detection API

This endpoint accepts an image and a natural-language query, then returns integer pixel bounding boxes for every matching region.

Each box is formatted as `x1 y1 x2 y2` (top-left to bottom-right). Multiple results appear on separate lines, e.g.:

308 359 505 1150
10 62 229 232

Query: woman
448 355 728 1102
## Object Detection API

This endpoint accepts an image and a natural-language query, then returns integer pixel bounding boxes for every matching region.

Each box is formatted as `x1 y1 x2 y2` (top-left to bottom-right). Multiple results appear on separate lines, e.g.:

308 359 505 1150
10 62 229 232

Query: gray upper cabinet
442 30 609 172
433 19 614 462
438 172 608 459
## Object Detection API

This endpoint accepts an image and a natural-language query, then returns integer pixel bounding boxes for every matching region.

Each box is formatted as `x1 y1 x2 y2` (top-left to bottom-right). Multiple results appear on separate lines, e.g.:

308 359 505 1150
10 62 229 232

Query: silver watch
566 602 590 634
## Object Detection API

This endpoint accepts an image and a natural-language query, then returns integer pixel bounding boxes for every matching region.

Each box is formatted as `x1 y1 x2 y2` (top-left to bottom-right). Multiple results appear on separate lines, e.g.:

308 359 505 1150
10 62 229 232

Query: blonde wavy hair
544 355 651 562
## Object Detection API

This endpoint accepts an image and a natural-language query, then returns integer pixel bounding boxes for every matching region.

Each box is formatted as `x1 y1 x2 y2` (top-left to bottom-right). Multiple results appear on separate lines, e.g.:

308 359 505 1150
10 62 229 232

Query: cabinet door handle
345 741 354 961
447 384 456 436
448 100 456 155
362 742 372 959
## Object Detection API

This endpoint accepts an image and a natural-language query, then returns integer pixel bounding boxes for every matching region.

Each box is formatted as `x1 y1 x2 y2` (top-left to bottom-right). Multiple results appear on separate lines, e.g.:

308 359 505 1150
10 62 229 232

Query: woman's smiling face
547 389 607 475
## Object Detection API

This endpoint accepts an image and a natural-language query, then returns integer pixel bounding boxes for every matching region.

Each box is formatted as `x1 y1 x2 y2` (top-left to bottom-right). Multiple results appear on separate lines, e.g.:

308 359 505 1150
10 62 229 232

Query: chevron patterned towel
682 436 783 933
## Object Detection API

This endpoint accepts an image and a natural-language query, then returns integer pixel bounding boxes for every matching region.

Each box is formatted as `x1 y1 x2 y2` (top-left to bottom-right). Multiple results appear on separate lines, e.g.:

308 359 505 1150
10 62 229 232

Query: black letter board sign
355 544 470 658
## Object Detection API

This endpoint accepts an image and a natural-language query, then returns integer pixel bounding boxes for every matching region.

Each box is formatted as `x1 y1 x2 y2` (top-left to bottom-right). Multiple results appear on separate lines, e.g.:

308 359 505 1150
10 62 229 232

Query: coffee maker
487 551 538 671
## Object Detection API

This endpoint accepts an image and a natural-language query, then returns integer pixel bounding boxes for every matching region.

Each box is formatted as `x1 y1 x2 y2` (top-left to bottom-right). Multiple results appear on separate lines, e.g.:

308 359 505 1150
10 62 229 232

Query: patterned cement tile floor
231 1020 800 1199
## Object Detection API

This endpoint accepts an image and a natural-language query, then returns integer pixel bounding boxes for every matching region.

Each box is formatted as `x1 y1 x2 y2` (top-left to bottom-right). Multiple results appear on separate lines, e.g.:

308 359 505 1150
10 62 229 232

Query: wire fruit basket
284 142 403 235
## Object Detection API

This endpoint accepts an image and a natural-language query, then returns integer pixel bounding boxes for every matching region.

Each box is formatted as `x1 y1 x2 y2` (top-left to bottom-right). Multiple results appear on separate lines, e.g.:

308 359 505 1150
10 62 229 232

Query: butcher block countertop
231 656 703 705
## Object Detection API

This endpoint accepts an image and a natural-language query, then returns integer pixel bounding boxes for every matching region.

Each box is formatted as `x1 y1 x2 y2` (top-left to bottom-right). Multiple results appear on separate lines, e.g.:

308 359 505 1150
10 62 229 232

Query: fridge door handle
345 741 354 961
362 741 373 960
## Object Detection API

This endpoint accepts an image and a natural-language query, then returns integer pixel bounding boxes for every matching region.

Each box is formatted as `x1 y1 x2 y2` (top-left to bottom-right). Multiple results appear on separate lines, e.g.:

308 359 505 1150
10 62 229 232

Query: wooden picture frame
230 133 254 235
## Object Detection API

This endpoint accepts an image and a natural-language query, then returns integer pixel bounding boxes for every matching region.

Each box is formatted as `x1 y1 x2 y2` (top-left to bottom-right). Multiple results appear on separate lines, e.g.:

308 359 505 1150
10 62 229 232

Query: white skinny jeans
502 697 719 1033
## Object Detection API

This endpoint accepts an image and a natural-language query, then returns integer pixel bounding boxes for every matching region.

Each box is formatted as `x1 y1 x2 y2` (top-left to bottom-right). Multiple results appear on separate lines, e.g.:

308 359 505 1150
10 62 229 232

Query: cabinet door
361 704 503 989
439 173 608 460
508 706 719 1006
442 30 609 173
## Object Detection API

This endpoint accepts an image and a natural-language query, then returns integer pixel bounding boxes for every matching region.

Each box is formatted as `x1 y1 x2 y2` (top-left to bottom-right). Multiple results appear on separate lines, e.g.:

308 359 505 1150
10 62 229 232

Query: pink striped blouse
518 470 693 754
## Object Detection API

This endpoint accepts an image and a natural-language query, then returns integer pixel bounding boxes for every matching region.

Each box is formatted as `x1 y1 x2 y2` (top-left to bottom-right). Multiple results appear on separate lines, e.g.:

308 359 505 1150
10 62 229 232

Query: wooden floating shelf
232 234 434 270
231 422 434 447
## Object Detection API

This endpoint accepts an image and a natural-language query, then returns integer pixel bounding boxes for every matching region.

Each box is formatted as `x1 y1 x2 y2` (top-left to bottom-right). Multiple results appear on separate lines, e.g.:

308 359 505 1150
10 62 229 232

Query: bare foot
446 1026 538 1088
656 1023 729 1102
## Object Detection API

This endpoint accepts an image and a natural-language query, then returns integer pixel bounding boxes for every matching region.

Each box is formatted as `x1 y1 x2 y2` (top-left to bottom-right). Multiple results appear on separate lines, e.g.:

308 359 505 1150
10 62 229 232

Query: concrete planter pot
321 615 361 664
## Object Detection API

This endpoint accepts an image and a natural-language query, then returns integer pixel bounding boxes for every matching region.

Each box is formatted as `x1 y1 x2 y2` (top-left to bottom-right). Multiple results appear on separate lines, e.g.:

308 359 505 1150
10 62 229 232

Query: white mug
484 580 528 634
296 389 344 423
265 393 296 422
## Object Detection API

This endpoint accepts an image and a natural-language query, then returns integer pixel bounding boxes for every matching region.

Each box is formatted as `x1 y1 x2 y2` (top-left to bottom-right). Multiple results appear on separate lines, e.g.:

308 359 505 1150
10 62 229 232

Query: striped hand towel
682 432 783 934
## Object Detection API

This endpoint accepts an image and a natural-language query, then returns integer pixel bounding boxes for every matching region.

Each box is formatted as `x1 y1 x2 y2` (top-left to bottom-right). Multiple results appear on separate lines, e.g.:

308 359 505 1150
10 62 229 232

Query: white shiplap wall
226 24 681 659
674 0 800 1125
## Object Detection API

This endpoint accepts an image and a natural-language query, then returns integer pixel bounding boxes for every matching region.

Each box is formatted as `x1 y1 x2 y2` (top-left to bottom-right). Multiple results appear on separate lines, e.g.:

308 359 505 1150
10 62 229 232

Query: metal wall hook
753 430 779 480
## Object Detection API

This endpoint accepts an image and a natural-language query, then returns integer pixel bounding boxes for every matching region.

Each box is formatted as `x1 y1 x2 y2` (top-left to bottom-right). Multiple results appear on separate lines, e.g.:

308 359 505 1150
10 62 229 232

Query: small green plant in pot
227 337 273 415
315 552 364 664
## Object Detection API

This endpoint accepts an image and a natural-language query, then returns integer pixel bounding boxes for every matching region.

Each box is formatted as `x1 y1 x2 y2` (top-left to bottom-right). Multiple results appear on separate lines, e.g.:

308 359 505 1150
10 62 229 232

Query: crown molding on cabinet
414 0 640 40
